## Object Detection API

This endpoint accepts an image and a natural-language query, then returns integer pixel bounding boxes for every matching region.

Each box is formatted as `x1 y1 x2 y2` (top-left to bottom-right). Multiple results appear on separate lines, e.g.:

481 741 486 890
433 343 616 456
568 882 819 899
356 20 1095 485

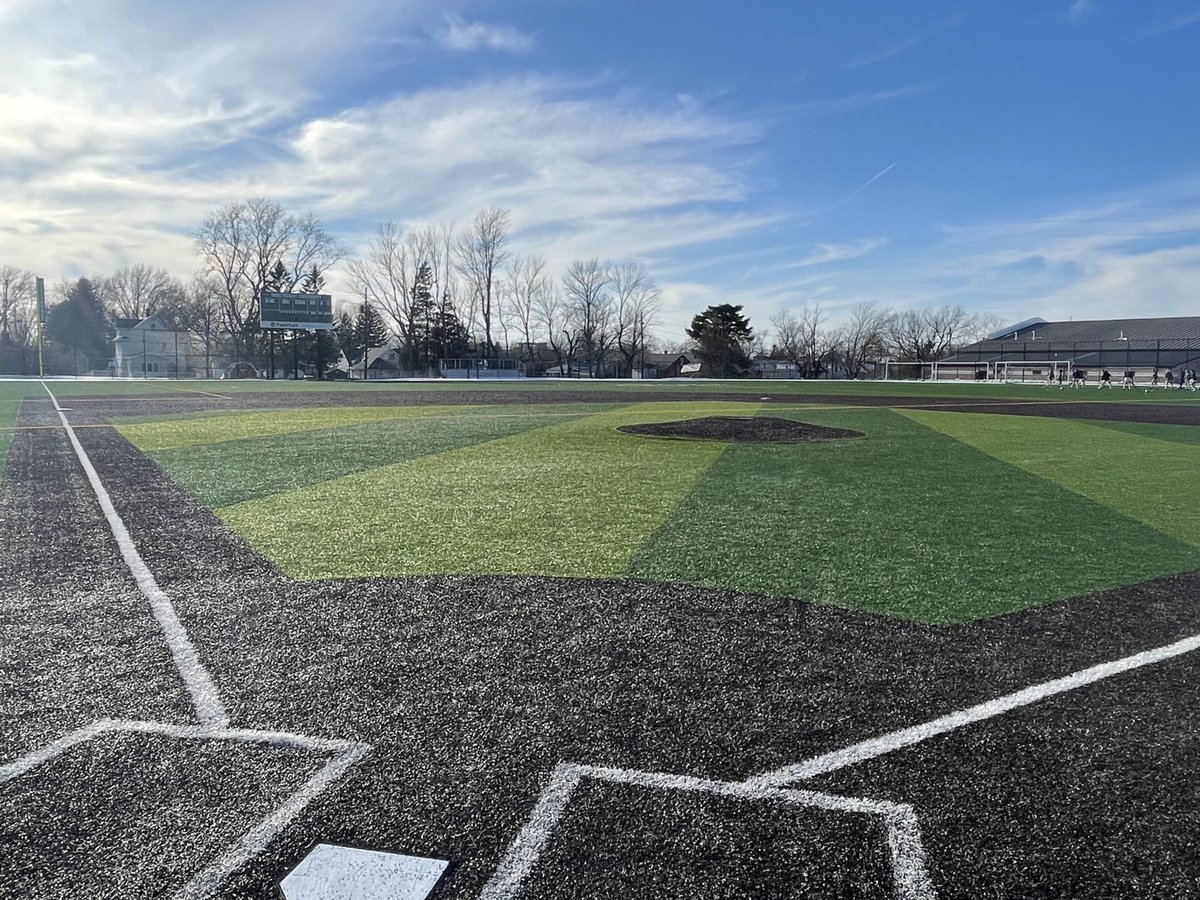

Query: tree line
686 302 1001 378
0 198 665 377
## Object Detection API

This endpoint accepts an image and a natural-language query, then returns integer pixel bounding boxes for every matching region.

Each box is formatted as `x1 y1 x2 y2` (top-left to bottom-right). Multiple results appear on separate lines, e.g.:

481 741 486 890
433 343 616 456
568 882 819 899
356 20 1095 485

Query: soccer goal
995 360 1073 384
881 360 939 381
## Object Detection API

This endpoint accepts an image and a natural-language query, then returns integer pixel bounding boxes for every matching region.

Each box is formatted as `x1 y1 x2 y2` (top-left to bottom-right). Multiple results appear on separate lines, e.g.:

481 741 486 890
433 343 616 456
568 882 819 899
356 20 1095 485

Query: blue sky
3 0 1199 342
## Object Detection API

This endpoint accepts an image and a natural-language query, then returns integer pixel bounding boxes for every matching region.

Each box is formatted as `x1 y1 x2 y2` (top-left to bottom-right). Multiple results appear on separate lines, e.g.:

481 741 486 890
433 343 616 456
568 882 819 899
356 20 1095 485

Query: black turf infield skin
2 390 1199 898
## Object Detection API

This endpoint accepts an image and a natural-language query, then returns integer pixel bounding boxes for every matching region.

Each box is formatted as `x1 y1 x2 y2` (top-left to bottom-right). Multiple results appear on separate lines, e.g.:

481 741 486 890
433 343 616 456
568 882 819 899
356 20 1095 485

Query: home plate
280 844 448 900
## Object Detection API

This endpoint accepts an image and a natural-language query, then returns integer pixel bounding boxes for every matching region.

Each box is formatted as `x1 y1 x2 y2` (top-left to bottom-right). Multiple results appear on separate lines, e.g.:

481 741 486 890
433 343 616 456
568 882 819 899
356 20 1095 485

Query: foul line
42 382 228 729
748 630 1200 788
480 762 933 900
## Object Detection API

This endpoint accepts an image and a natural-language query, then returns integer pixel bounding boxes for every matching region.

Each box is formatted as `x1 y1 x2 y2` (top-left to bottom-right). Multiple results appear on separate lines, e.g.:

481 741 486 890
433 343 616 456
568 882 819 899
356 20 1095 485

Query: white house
112 316 208 377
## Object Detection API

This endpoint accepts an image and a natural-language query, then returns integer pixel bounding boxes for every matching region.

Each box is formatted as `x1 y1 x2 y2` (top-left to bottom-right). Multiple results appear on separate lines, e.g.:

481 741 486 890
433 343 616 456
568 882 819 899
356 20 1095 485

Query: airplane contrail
848 161 898 197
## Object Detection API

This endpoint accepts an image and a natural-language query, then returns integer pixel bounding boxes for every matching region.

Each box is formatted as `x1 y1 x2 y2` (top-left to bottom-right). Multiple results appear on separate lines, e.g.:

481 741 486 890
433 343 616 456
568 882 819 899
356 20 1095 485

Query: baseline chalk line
748 630 1200 788
42 383 229 729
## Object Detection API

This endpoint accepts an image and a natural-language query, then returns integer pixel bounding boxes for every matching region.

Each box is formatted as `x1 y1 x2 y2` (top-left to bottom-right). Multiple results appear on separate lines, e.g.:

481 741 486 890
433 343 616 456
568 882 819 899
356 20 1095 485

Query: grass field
109 391 1200 625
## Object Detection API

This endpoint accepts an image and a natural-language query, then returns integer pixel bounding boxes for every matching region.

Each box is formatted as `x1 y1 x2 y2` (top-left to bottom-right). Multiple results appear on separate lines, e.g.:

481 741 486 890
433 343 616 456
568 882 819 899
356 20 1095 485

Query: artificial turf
901 409 1200 549
116 397 1200 625
131 404 618 508
215 402 741 579
629 407 1200 624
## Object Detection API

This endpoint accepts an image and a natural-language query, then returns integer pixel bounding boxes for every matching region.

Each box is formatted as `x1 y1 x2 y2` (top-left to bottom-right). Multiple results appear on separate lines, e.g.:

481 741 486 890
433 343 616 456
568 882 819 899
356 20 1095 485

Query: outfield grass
901 409 1200 548
116 397 1200 625
629 408 1200 623
216 402 741 578
132 404 618 508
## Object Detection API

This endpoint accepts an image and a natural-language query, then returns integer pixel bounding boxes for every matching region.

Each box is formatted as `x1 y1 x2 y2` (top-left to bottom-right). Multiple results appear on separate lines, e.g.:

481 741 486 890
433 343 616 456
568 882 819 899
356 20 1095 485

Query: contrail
824 162 898 213
848 161 897 197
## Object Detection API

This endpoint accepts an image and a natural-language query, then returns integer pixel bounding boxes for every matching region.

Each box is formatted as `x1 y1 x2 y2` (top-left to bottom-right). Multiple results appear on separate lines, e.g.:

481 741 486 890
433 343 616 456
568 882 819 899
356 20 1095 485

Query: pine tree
353 302 389 355
431 293 470 363
686 304 753 378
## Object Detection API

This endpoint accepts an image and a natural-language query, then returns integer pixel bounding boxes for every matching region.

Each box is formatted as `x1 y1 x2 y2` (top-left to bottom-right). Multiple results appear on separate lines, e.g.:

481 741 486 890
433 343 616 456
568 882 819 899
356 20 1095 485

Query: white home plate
281 844 448 900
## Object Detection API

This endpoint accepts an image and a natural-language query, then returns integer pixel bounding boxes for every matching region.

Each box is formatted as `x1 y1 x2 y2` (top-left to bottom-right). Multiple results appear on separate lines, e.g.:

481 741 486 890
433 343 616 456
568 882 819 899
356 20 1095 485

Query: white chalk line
479 762 934 900
0 717 368 900
42 383 228 729
29 385 372 898
748 630 1200 789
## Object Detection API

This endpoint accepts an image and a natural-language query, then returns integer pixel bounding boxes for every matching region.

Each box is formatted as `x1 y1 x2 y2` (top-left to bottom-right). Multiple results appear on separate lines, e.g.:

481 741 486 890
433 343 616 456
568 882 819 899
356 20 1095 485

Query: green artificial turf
216 402 744 579
0 383 34 479
112 394 1200 625
901 409 1200 548
627 408 1200 624
1087 419 1200 448
137 404 616 507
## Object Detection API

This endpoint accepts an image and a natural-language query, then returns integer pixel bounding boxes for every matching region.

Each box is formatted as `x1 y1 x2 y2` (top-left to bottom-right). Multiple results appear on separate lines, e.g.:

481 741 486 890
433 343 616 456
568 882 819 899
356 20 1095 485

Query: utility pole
35 277 45 378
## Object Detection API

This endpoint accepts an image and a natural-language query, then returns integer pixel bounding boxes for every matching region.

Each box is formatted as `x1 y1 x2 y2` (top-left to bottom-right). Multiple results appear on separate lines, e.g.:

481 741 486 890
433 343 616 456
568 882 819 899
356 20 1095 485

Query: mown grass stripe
117 405 490 452
628 407 1200 624
900 409 1200 548
216 402 748 580
145 405 615 508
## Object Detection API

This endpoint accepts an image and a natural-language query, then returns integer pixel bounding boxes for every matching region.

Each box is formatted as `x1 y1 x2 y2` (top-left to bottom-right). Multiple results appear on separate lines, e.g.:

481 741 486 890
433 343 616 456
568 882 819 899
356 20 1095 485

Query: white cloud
780 239 889 269
436 16 535 54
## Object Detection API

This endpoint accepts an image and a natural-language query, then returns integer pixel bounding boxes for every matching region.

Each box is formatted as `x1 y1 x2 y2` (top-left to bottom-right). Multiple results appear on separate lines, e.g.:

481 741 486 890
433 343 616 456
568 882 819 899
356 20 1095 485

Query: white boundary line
0 717 368 900
479 762 934 900
22 385 373 899
747 631 1200 788
41 383 228 729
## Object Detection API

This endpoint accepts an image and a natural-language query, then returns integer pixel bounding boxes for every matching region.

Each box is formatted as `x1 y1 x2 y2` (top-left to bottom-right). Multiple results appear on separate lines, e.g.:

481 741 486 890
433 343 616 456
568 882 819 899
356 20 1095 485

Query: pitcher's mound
617 416 863 443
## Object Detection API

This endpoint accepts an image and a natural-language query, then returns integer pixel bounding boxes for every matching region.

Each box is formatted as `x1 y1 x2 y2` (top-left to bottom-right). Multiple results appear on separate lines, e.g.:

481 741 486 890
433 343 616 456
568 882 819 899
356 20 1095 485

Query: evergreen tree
686 303 753 378
300 265 325 293
407 262 436 369
45 278 110 369
430 292 470 363
333 310 356 362
353 302 390 354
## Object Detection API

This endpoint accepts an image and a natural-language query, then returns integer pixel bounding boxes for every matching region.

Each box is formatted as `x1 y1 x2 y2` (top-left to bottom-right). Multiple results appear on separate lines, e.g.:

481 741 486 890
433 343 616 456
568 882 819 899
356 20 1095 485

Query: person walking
1099 369 1112 388
1072 368 1085 388
1166 369 1175 389
1122 369 1135 389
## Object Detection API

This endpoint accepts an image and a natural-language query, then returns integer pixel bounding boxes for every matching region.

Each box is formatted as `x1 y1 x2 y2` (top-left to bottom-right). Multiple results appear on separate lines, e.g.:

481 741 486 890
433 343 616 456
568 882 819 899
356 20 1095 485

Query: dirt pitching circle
617 415 864 443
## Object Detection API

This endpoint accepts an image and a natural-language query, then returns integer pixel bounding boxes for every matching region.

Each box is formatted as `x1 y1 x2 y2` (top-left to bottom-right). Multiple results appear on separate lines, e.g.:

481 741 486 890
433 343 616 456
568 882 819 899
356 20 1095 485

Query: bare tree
834 302 890 379
612 262 660 378
562 258 615 377
887 304 972 363
502 254 550 362
0 266 35 345
195 198 343 342
346 222 410 346
771 304 833 378
534 284 577 377
99 265 183 320
455 206 510 357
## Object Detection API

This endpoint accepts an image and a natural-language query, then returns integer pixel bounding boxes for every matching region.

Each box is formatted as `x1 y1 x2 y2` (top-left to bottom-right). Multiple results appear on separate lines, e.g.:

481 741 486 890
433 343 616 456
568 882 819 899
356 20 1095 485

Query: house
750 358 800 379
349 347 401 380
112 316 207 377
636 352 691 379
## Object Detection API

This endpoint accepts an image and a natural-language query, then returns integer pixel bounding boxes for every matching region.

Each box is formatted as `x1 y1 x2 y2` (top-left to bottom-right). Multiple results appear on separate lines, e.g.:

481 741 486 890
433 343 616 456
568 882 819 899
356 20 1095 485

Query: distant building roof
945 315 1200 368
981 316 1200 344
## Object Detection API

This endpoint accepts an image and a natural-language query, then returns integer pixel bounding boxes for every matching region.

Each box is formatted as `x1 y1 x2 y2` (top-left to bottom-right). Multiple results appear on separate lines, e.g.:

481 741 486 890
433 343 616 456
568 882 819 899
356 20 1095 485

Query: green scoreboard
260 292 334 330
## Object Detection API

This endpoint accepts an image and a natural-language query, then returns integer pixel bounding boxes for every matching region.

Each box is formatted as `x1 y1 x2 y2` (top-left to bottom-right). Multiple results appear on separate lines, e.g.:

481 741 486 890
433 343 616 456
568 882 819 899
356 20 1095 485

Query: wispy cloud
793 86 926 117
1069 0 1096 25
436 16 535 54
844 14 965 68
781 238 889 269
1138 8 1200 37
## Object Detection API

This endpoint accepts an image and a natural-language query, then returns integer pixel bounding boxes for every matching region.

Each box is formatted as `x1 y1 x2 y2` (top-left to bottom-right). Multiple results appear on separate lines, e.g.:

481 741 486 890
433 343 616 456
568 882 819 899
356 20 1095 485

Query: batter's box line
0 718 370 900
480 761 934 900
